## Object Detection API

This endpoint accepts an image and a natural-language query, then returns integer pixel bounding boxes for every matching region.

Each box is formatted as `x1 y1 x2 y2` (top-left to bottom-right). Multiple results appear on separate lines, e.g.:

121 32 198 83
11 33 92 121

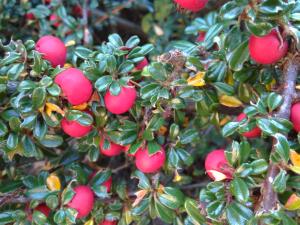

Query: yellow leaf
187 72 206 87
290 150 300 167
158 126 167 136
289 165 300 174
219 95 243 107
65 40 76 47
220 116 230 126
226 71 234 86
207 170 228 181
46 174 61 191
266 78 276 91
72 102 88 111
7 144 24 160
84 218 94 225
173 170 182 182
153 24 164 36
183 117 189 128
285 194 300 210
64 63 73 69
45 103 65 116
296 85 300 90
133 189 149 207
124 207 132 224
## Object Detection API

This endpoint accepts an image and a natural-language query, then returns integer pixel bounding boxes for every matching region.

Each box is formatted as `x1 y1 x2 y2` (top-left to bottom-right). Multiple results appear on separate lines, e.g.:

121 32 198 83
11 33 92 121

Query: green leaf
125 35 140 48
273 133 290 163
75 46 92 59
213 82 235 95
230 178 249 203
131 170 151 190
222 122 239 137
6 133 18 150
39 135 63 148
7 63 24 80
267 92 283 111
272 169 288 193
147 141 161 154
184 199 206 225
180 129 198 144
154 198 175 224
22 136 37 157
32 87 46 109
108 33 123 47
33 210 47 225
226 202 253 225
250 159 268 175
0 120 8 137
227 41 249 71
62 188 75 205
109 81 121 96
246 21 273 36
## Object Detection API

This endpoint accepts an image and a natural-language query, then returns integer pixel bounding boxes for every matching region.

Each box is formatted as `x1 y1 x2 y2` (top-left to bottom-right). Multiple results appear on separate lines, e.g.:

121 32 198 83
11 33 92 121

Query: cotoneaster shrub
0 1 300 225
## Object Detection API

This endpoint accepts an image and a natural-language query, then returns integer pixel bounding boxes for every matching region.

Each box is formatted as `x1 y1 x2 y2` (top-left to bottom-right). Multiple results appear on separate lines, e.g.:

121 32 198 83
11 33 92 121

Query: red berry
54 68 93 105
104 85 137 114
45 0 51 4
135 147 166 173
249 29 288 65
205 149 233 181
291 103 300 132
67 185 94 218
61 117 92 138
102 176 113 192
99 139 123 157
34 204 51 217
35 35 67 67
196 31 206 42
174 0 208 12
98 220 117 225
135 57 148 70
236 113 261 138
26 13 35 20
49 14 61 28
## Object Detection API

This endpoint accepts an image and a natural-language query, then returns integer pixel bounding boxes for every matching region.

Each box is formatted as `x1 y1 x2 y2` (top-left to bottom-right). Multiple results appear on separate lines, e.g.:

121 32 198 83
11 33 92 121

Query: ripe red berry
135 147 166 173
135 57 148 70
104 85 137 114
205 149 233 181
99 139 123 157
174 0 208 12
290 103 300 132
67 185 94 218
35 35 66 67
236 113 261 138
61 117 92 138
34 204 51 217
196 31 206 42
102 176 113 192
98 220 117 225
249 29 288 65
54 68 93 105
26 13 35 20
49 14 61 28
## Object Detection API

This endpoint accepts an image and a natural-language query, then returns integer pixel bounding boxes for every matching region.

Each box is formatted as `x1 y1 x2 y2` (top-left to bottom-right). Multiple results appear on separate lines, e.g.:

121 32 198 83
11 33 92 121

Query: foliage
0 0 300 225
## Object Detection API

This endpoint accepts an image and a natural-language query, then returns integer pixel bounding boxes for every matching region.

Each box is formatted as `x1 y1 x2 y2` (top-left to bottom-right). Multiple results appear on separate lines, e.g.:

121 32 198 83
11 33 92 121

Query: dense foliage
0 0 300 225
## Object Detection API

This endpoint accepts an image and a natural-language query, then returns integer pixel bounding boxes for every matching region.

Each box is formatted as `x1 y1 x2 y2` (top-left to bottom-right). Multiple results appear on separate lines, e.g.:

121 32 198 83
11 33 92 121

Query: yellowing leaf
65 40 76 47
133 189 149 207
187 72 206 87
158 126 167 136
289 165 300 174
7 144 24 160
183 117 189 128
124 207 132 224
296 85 300 90
46 174 61 191
220 116 230 126
226 71 234 86
72 102 88 111
219 95 243 107
84 218 94 225
173 170 182 182
207 170 228 181
64 63 73 69
153 24 164 36
45 103 65 116
266 78 276 91
285 194 300 210
290 150 300 167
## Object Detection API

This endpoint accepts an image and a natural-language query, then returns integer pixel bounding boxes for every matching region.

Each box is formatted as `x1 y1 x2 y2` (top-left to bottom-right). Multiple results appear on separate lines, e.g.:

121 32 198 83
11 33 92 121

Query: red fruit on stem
102 176 113 192
249 29 288 65
236 113 261 138
49 14 61 28
61 117 92 138
98 220 118 225
290 103 300 132
205 149 233 181
99 139 123 157
135 57 148 70
35 35 67 67
26 13 35 20
174 0 208 12
45 0 51 4
196 31 206 42
67 185 94 218
104 85 137 114
135 147 166 173
35 204 51 217
54 68 93 105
